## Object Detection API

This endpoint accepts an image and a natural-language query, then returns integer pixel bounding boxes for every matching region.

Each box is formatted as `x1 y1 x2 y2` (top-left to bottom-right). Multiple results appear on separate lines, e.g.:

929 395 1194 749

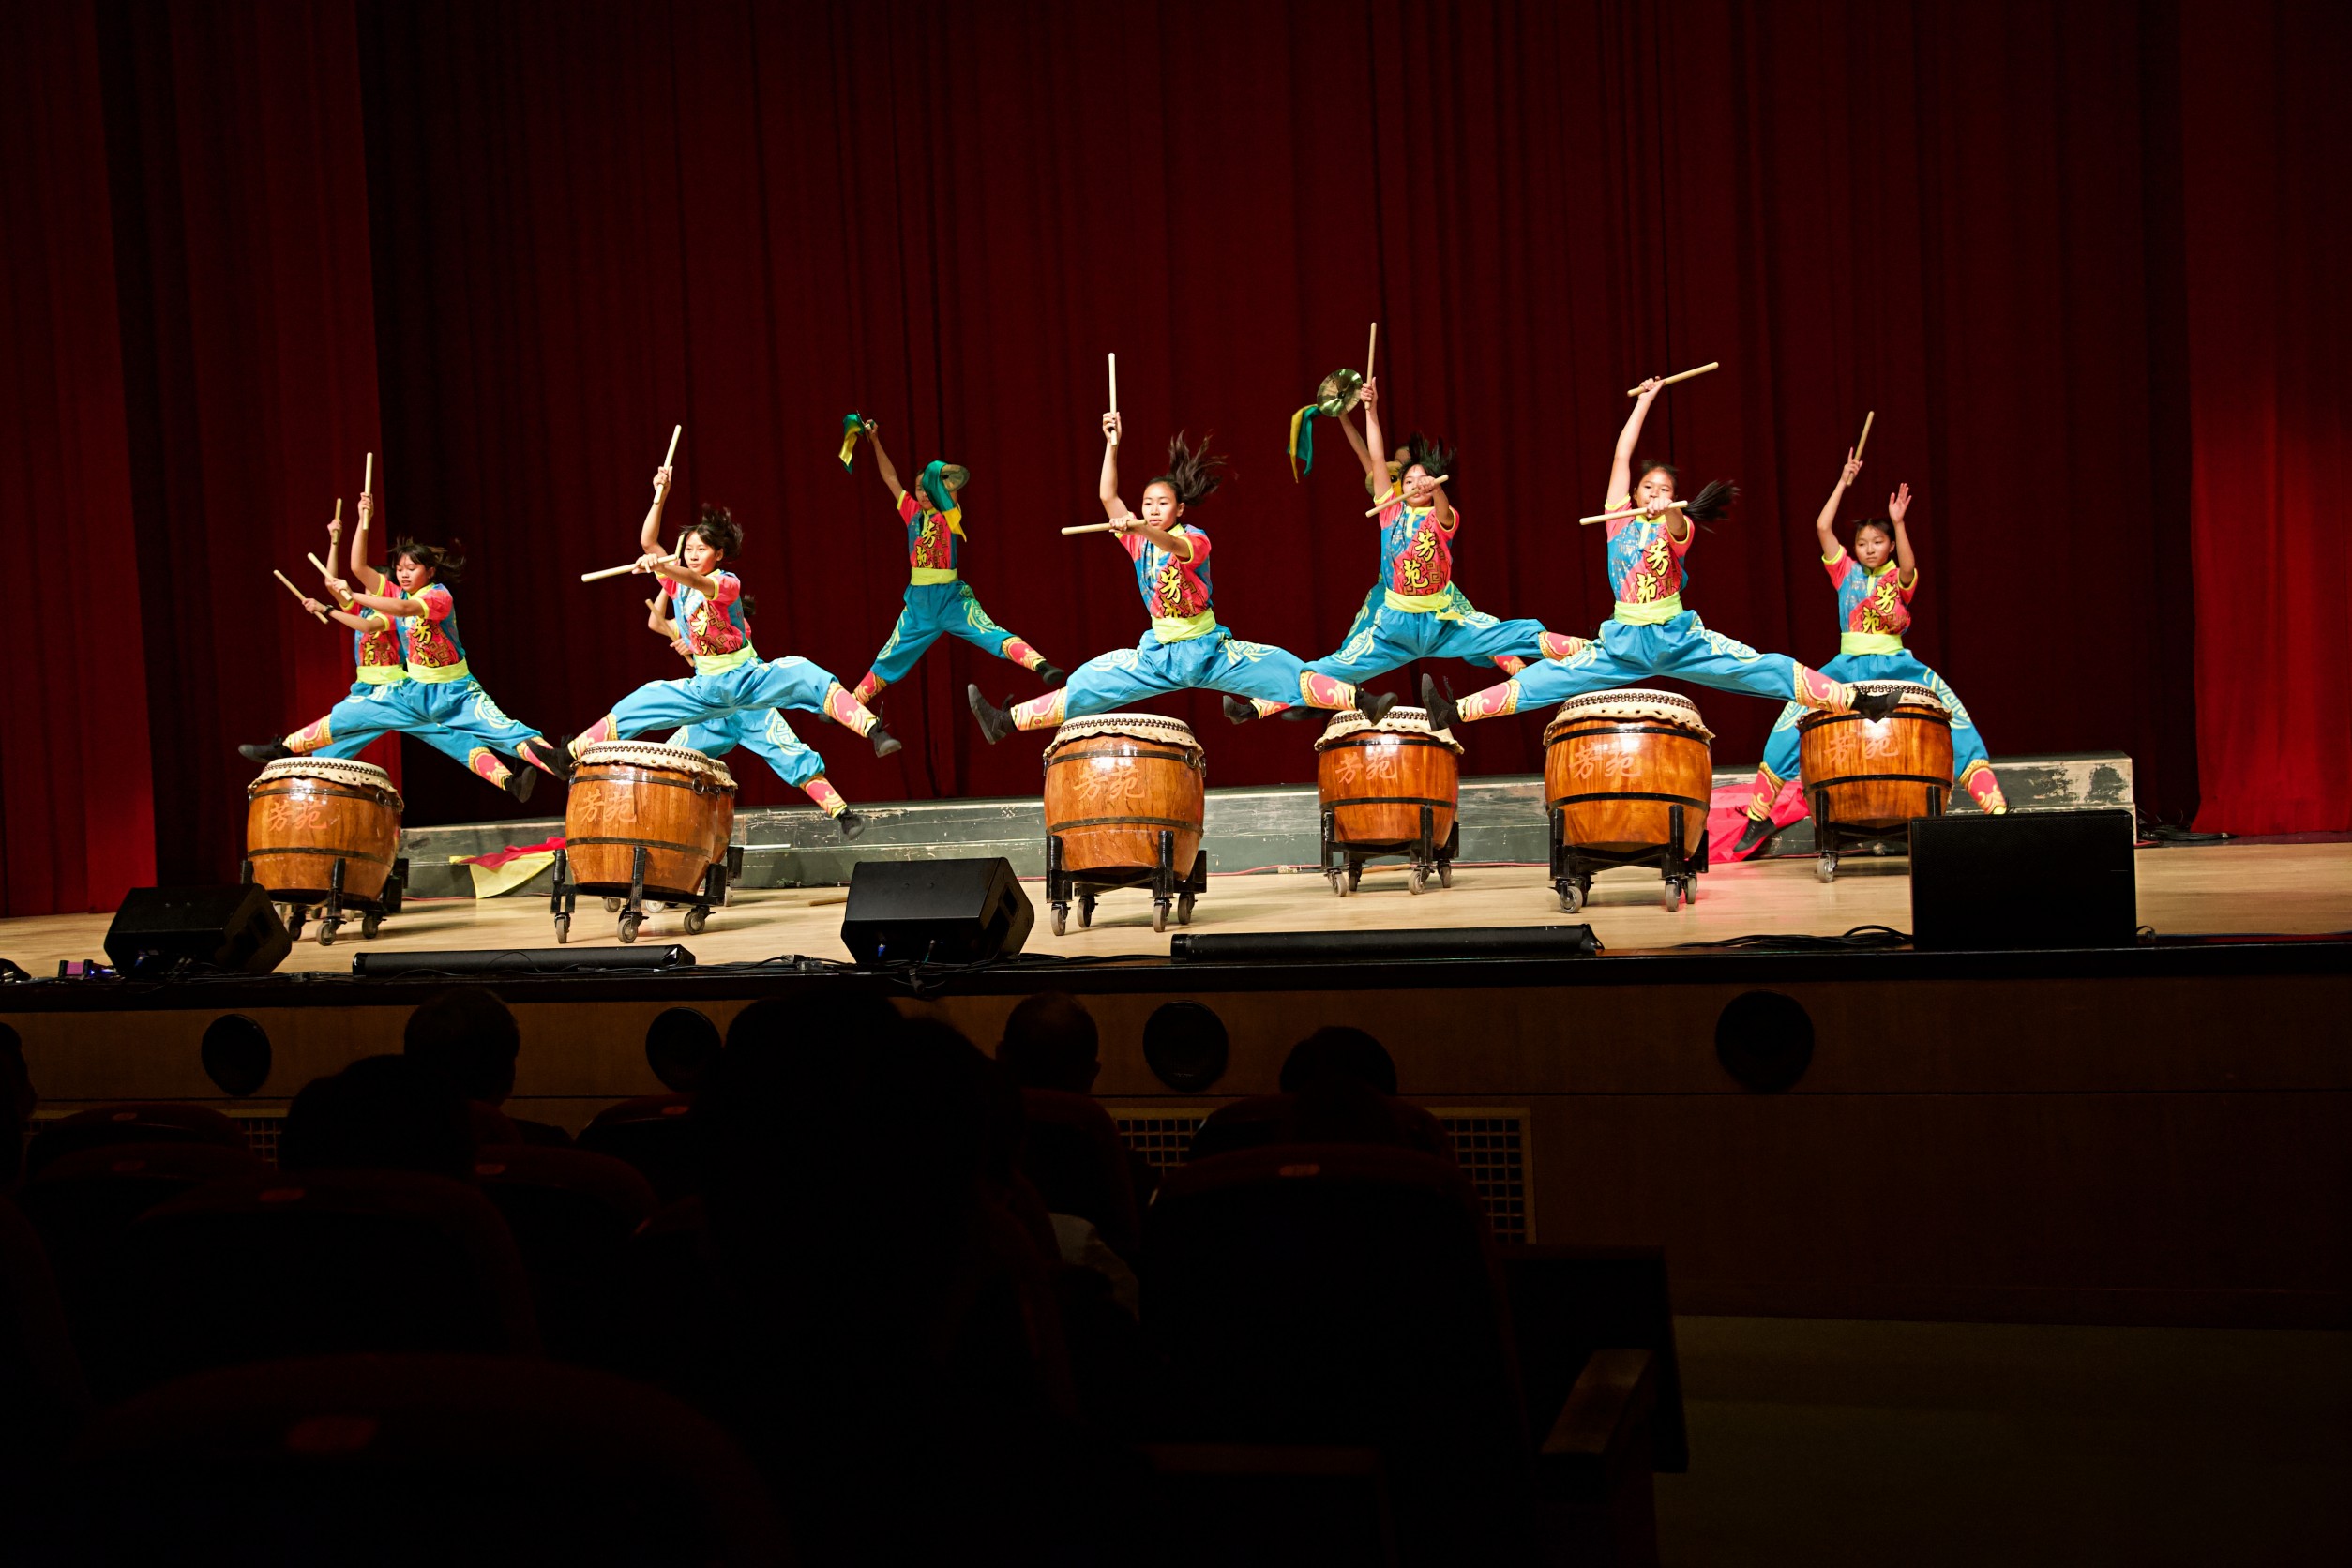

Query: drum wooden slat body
1798 683 1954 833
1044 716 1205 878
1316 707 1460 848
245 761 402 904
1543 692 1711 858
564 744 736 902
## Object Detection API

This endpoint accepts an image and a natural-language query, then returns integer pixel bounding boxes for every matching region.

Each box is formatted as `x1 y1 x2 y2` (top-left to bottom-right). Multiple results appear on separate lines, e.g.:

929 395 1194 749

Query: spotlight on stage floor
1168 925 1599 964
350 945 695 977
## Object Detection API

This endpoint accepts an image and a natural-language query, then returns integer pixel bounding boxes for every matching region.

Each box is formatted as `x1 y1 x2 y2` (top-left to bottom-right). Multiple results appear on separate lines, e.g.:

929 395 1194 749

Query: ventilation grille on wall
227 1110 285 1164
1110 1106 1531 1244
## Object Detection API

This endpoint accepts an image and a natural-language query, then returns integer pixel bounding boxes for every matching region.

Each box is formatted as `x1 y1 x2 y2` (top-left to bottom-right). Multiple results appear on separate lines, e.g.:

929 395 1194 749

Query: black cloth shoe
868 720 902 759
1418 672 1456 731
836 810 867 840
1853 687 1900 721
1038 663 1067 686
1731 813 1780 860
238 739 291 764
1222 695 1257 725
967 686 1015 745
1357 689 1399 727
537 734 580 778
503 764 538 806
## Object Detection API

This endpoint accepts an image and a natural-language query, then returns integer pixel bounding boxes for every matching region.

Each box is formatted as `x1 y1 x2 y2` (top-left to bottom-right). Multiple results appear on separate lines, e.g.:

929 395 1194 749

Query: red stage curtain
354 0 2208 832
2181 2 2352 836
0 2 155 916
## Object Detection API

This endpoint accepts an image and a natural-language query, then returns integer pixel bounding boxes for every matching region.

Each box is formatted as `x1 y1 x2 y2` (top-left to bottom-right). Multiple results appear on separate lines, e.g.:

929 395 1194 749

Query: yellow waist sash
1384 588 1453 614
1152 611 1218 644
694 645 761 677
1611 594 1685 626
910 567 958 586
405 658 473 685
354 664 408 686
1840 631 1905 656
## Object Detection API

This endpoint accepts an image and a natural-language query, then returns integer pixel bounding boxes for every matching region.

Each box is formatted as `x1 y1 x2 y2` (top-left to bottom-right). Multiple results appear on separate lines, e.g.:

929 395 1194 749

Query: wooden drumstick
1363 475 1448 516
1108 353 1118 429
306 552 354 609
1625 361 1720 398
1365 321 1379 382
1580 499 1688 527
1854 410 1876 460
1061 520 1129 535
580 553 678 582
275 569 328 622
663 424 681 468
363 452 372 495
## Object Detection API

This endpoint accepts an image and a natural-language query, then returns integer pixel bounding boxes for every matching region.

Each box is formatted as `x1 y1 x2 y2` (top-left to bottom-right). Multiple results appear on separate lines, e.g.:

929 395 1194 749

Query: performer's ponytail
1682 480 1739 522
1404 432 1456 491
391 537 465 584
1155 434 1229 506
688 503 744 561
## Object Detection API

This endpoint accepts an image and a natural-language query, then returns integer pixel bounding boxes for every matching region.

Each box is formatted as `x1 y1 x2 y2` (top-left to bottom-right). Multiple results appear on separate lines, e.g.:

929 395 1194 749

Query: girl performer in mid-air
1231 376 1580 722
1423 374 1898 734
967 415 1396 740
641 590 868 839
563 466 898 767
241 491 561 798
1729 452 2007 859
844 418 1063 709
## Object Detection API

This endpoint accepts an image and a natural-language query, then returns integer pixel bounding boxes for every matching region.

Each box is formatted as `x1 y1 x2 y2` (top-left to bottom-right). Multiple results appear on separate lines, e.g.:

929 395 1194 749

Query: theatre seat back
110 1170 536 1394
26 1103 249 1177
1018 1089 1141 1258
577 1093 701 1203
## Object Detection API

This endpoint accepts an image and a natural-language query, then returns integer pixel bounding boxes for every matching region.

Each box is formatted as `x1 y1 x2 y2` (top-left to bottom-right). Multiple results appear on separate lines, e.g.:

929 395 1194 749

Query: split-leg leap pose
562 468 898 767
1425 374 1898 735
967 415 1397 740
242 493 562 794
1232 376 1580 723
845 419 1063 709
640 591 868 839
1730 455 2008 858
239 498 529 795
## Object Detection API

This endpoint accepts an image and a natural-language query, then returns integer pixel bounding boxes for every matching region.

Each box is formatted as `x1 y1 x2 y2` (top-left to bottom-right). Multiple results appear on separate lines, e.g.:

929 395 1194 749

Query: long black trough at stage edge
1168 926 1601 963
349 945 697 976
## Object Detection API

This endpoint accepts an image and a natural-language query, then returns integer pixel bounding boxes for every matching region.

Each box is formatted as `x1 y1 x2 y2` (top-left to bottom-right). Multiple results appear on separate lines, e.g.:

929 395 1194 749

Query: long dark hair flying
1153 433 1229 506
390 537 465 584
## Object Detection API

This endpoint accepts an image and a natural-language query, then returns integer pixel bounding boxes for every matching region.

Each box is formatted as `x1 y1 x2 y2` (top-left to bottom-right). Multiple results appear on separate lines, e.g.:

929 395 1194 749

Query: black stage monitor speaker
104 886 292 975
841 858 1033 965
1909 809 2136 950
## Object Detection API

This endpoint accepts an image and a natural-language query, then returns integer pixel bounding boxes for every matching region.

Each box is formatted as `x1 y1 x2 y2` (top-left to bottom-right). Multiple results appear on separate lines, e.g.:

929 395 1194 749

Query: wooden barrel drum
1796 679 1952 882
560 743 737 942
1314 705 1462 895
245 758 403 943
1042 714 1207 935
1542 688 1713 912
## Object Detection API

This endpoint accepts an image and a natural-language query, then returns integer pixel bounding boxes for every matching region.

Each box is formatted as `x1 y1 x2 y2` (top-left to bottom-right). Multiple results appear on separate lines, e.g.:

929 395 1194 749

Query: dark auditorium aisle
1653 1317 2352 1566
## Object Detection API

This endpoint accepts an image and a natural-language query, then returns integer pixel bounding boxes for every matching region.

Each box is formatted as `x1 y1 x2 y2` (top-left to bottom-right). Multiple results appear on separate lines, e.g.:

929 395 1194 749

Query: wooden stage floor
8 839 2348 972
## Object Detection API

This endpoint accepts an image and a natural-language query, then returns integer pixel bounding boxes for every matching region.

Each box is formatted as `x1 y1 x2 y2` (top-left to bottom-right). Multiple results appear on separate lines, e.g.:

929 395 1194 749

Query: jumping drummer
1728 451 2008 859
1232 376 1581 723
240 491 562 798
1422 373 1900 736
965 414 1398 740
559 467 900 767
642 591 867 839
844 418 1063 709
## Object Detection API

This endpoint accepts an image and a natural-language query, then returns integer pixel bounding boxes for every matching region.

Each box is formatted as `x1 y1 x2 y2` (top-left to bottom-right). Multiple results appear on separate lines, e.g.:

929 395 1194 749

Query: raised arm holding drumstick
965 404 1398 742
1728 452 2009 859
1425 367 1901 738
838 416 1060 712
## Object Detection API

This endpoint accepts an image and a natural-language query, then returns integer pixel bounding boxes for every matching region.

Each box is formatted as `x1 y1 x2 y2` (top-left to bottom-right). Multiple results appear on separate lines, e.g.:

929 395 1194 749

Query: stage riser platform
12 943 2339 1333
399 752 2133 897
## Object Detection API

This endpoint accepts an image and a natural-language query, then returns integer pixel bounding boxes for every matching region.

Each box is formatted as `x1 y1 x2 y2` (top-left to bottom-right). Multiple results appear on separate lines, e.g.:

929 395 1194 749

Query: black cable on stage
1671 923 1912 952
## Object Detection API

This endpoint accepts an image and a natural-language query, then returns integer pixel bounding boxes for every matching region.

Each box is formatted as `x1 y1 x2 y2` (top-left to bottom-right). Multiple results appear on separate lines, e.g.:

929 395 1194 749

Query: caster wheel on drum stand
1176 892 1197 926
1078 894 1096 929
603 897 624 914
1050 905 1069 937
1346 862 1363 893
1408 865 1429 896
684 907 708 936
1438 861 1454 889
1152 900 1169 934
316 918 341 947
360 912 383 941
1328 868 1349 897
281 906 306 941
1557 882 1585 914
1660 879 1683 912
618 912 643 944
1817 855 1838 884
553 914 572 944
